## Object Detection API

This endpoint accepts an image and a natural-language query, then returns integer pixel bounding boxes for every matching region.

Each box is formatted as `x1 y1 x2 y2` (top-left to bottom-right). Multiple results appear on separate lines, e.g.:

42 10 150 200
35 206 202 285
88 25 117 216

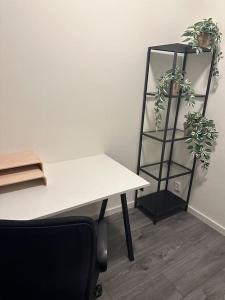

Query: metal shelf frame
135 43 215 224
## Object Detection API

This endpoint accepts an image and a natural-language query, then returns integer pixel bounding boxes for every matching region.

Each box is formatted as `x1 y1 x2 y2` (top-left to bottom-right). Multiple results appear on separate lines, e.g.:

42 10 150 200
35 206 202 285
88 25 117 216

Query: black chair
0 216 107 300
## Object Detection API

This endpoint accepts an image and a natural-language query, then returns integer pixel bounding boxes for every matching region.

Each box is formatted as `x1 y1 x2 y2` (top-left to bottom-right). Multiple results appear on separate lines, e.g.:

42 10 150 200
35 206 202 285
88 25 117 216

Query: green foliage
182 18 223 76
154 67 195 129
185 112 218 169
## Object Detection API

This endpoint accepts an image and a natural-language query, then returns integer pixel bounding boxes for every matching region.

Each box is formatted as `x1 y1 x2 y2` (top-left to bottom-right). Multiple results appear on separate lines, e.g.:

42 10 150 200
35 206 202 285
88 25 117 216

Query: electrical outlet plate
174 181 181 193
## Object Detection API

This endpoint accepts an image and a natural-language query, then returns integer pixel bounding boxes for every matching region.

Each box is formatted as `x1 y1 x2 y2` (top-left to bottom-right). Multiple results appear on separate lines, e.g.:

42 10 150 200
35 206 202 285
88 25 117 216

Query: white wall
0 0 224 231
178 1 225 234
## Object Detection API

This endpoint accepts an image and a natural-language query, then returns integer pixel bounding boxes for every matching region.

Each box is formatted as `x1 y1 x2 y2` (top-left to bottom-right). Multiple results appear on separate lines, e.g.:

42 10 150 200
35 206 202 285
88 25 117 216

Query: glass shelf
139 161 191 181
150 43 211 54
143 129 189 142
146 92 206 99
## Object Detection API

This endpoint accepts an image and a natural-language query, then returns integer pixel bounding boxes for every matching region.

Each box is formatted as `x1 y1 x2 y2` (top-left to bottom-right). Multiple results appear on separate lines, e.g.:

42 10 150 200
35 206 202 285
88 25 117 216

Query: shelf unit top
150 43 211 53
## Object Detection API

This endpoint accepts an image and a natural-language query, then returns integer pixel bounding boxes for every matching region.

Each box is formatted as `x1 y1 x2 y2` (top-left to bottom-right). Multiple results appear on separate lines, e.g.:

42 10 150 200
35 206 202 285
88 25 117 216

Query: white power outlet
174 181 181 193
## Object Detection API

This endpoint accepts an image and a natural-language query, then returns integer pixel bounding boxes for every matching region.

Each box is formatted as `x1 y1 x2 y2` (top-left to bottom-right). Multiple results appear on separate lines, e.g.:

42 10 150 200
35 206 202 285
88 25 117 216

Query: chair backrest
0 217 97 300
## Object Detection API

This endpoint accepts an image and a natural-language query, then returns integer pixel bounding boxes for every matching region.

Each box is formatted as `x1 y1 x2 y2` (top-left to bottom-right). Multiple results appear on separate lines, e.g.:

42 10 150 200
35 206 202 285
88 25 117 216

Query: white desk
0 154 149 260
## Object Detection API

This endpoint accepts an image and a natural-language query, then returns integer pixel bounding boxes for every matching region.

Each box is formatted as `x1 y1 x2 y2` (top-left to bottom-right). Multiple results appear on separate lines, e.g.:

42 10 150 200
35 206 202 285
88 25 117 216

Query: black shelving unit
135 43 215 224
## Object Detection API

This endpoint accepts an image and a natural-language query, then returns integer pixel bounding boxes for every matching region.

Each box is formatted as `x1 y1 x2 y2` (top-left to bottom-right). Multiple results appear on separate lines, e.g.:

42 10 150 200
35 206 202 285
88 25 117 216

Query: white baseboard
91 201 133 220
189 205 225 236
104 201 134 217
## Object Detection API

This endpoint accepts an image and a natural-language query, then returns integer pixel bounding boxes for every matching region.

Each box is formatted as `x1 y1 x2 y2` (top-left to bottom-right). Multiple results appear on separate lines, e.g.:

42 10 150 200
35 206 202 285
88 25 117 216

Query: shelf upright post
165 51 188 190
134 47 151 208
185 50 216 210
157 51 178 192
202 50 216 117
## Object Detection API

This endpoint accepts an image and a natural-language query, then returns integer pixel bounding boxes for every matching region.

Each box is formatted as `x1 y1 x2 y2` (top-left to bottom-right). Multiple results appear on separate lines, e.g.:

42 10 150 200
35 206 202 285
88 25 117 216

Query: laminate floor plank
99 288 112 300
183 269 225 300
101 208 225 300
117 273 182 300
164 238 225 297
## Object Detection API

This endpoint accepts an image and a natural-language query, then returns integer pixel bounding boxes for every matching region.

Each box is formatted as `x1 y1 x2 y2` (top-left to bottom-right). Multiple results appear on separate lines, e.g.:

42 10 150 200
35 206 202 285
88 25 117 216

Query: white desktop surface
0 154 149 220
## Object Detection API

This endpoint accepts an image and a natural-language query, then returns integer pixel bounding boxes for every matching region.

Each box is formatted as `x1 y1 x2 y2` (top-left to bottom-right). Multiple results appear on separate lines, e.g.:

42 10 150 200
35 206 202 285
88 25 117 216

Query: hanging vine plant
154 67 195 130
184 112 218 169
182 18 223 76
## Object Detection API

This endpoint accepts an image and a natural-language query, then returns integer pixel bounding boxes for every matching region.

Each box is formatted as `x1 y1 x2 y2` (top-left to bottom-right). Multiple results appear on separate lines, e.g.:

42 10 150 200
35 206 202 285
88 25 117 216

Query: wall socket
174 181 181 193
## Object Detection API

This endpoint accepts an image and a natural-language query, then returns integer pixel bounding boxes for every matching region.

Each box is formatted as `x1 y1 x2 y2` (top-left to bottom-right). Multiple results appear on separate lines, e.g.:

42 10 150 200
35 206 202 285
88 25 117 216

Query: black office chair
0 216 107 300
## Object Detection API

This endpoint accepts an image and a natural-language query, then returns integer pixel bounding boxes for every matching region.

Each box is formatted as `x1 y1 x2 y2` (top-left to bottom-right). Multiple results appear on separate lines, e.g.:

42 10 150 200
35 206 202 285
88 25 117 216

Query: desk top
0 154 149 220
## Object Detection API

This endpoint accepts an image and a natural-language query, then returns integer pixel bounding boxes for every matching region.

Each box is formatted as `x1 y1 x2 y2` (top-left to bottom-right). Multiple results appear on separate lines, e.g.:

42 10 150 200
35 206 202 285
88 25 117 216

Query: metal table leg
121 193 134 261
98 199 108 223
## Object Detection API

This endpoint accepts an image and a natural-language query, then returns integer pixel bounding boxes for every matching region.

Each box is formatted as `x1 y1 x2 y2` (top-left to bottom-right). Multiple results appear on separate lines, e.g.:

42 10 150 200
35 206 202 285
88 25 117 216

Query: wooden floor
100 208 225 300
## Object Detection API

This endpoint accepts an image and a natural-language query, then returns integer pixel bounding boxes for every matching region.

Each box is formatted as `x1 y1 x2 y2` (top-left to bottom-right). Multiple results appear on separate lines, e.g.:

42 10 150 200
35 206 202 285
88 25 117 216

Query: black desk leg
98 199 108 223
121 193 134 261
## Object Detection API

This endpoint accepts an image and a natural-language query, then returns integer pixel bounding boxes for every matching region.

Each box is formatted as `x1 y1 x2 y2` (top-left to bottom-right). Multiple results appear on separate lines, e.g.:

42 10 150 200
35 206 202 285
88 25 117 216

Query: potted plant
182 18 223 76
154 67 195 130
184 112 218 169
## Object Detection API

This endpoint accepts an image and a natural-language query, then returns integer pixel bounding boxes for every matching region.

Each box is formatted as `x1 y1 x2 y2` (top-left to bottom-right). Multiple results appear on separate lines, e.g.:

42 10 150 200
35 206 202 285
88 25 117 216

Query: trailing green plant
154 67 195 129
182 18 223 76
184 112 218 169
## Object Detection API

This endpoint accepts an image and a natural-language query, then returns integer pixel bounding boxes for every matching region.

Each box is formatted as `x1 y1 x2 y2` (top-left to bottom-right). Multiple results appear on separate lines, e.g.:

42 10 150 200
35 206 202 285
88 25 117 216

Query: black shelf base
136 190 187 224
